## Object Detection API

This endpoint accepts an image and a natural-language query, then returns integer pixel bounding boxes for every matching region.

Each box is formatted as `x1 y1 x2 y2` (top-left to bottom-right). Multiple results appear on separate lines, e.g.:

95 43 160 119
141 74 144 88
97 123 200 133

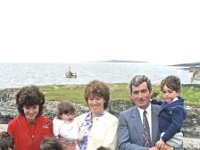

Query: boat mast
69 65 71 72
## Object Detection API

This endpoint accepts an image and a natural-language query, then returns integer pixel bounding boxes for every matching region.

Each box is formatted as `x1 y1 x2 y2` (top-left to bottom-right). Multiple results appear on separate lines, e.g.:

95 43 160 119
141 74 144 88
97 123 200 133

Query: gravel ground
183 137 200 149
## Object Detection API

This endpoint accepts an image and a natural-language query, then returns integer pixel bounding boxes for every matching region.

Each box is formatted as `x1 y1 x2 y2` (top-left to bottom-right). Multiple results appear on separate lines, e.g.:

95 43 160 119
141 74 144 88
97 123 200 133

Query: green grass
40 85 85 103
151 85 200 105
39 83 200 105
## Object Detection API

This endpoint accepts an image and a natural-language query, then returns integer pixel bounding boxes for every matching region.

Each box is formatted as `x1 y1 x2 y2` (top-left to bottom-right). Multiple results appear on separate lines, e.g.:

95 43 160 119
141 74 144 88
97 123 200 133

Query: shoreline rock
1 87 200 149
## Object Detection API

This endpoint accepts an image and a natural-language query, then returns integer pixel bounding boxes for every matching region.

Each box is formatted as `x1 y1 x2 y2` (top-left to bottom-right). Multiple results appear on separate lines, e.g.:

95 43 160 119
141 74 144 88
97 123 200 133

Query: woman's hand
62 141 76 150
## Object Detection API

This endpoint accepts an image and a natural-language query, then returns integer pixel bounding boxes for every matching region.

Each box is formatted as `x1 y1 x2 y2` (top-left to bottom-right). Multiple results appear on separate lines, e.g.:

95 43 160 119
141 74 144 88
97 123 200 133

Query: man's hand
149 146 159 150
159 143 174 150
155 139 165 148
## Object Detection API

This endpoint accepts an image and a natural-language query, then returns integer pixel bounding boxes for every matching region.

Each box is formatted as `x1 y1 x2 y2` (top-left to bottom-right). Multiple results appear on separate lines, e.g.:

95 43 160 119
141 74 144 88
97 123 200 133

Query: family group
0 75 186 150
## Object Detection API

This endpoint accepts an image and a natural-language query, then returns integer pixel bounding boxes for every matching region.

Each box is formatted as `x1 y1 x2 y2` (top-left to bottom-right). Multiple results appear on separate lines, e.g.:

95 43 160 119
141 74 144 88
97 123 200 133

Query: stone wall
1 88 200 138
1 88 200 149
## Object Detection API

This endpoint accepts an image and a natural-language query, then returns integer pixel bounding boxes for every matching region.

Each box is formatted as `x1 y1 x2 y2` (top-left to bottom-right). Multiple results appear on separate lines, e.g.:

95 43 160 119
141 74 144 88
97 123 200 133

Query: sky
0 0 200 65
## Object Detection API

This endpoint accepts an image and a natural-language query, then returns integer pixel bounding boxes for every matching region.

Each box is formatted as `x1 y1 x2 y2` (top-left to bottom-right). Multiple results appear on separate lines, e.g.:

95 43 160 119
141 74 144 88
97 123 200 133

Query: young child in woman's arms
53 101 83 150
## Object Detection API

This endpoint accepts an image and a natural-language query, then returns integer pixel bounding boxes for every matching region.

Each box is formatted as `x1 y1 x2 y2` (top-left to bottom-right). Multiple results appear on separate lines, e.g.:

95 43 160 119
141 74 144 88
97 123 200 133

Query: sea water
0 62 192 89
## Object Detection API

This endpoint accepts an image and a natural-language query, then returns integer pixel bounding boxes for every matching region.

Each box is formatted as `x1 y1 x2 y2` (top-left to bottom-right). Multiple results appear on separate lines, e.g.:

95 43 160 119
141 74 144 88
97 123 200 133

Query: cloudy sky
0 0 199 65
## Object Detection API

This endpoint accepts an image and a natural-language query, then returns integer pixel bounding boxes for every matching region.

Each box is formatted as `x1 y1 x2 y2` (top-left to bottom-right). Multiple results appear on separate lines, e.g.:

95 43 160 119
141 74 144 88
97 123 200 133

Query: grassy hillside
39 83 200 105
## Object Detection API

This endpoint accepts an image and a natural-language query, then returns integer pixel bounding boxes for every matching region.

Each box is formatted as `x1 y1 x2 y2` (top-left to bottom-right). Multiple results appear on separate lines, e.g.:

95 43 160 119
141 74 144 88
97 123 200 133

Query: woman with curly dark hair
7 85 53 150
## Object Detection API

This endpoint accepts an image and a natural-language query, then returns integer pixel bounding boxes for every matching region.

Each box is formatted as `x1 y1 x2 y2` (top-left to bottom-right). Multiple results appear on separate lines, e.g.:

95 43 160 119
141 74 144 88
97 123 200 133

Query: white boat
65 65 77 78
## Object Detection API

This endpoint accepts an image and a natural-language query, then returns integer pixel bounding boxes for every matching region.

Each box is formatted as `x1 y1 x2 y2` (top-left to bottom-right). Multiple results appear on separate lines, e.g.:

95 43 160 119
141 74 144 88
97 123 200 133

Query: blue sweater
151 97 186 142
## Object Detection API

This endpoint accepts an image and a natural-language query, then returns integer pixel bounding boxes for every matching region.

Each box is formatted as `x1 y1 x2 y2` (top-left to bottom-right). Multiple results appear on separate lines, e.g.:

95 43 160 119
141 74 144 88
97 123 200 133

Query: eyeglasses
132 89 148 95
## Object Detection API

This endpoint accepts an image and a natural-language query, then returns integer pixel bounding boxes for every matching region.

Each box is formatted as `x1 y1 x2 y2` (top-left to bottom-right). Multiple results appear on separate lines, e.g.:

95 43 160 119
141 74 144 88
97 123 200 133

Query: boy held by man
152 75 186 150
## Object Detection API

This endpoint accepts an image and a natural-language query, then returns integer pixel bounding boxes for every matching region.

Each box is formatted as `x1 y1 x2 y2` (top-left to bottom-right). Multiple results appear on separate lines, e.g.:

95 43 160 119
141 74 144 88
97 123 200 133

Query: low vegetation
152 84 200 105
39 83 200 105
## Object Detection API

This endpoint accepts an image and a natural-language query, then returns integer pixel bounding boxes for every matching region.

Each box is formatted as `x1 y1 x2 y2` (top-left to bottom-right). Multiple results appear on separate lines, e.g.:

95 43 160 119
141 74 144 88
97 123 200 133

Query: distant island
101 60 148 63
171 62 200 67
170 62 200 73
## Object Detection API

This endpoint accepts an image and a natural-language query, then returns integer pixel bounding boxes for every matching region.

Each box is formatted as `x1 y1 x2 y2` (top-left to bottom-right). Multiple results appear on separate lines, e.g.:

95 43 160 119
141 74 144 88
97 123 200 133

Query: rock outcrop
1 88 200 149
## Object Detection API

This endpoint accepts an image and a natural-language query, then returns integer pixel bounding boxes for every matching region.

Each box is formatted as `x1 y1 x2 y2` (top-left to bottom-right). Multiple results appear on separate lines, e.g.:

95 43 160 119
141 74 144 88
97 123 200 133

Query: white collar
137 103 151 114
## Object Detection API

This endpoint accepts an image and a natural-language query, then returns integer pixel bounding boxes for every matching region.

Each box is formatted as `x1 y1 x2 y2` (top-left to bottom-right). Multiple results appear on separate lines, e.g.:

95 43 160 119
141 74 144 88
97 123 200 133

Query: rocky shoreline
1 88 200 149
